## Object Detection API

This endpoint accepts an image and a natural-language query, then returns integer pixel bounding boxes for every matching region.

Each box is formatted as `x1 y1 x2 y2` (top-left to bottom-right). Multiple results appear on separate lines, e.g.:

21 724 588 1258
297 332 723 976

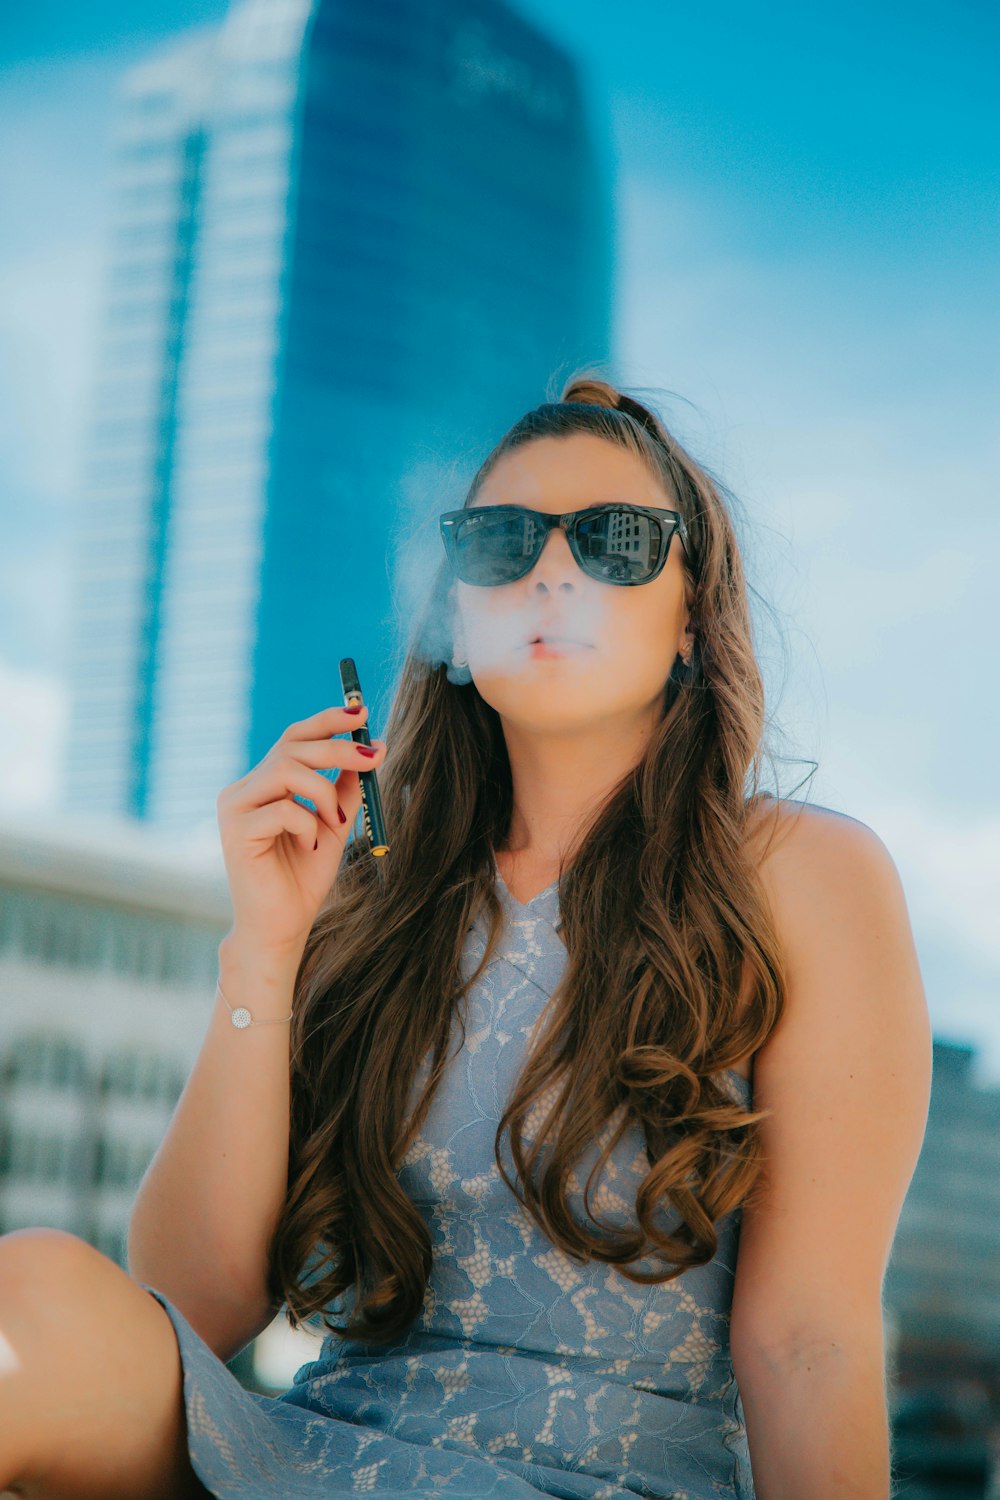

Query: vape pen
340 657 389 857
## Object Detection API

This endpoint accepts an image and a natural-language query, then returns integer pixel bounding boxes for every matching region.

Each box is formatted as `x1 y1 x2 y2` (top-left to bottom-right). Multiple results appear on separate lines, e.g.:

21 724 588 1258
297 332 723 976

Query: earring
671 640 696 684
449 644 472 685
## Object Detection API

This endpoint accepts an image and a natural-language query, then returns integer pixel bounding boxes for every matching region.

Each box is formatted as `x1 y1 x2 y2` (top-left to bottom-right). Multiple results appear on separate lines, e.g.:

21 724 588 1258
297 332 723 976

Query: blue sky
1 1 997 1076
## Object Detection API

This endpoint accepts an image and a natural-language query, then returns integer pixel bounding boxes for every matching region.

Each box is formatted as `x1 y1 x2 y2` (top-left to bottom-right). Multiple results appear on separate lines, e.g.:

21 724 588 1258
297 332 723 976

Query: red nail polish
337 804 347 823
357 743 376 758
344 705 362 714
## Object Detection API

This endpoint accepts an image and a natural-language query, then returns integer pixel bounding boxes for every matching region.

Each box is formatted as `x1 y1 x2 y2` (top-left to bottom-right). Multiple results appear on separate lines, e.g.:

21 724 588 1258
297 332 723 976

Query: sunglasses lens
574 508 662 582
450 509 540 584
448 507 665 585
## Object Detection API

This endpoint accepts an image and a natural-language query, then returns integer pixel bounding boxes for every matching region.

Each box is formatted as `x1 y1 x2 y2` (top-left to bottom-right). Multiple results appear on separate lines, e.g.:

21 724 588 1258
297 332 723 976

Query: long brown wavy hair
267 370 810 1345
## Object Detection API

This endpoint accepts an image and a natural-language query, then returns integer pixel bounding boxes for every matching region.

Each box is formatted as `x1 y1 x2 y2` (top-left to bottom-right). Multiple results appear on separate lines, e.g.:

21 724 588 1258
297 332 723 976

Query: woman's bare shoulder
727 798 889 1083
743 798 899 984
744 795 885 902
744 794 911 1009
731 798 863 1080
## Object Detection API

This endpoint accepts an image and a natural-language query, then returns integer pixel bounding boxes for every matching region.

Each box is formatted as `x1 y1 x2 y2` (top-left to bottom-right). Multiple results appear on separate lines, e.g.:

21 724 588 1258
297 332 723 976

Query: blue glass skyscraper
63 0 613 832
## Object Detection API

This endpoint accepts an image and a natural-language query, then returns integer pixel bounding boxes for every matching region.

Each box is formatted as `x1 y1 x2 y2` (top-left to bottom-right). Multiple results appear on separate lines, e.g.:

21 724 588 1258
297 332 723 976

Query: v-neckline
492 860 560 910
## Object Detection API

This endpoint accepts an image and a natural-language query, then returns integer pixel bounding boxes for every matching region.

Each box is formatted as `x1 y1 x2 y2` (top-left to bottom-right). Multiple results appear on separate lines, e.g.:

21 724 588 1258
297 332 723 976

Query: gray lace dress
140 869 757 1499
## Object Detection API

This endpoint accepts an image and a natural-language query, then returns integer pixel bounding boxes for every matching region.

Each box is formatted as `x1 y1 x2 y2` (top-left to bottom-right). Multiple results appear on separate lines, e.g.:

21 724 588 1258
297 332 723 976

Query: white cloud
862 800 1000 974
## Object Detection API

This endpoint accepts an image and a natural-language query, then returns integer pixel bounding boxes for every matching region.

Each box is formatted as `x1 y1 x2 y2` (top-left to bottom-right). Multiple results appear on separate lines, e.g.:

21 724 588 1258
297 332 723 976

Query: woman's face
452 433 695 731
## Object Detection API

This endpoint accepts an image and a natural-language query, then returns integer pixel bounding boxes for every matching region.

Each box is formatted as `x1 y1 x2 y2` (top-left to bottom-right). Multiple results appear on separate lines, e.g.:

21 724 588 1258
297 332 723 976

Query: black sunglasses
439 503 694 588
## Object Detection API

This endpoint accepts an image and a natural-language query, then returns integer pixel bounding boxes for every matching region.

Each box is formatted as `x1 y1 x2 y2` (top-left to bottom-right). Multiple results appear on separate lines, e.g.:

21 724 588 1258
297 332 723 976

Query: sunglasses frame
439 503 694 588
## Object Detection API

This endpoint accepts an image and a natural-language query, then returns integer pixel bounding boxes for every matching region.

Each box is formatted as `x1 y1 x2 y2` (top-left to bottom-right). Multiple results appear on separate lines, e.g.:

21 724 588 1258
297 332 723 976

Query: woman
0 376 932 1499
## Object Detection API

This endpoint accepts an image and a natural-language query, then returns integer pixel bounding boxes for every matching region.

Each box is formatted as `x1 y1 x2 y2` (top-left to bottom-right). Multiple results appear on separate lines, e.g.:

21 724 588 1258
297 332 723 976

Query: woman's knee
0 1228 120 1339
0 1228 208 1498
0 1224 93 1281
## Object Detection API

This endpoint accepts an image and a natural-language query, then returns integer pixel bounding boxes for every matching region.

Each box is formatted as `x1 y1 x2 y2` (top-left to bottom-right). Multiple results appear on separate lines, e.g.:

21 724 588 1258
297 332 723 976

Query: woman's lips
521 640 592 657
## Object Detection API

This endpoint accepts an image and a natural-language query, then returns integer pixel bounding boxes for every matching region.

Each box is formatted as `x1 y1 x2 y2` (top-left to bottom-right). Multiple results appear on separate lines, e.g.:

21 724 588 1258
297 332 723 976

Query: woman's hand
215 703 386 957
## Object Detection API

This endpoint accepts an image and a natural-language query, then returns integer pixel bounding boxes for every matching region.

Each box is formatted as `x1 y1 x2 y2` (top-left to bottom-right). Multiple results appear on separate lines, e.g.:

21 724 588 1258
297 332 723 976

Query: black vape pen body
340 657 389 855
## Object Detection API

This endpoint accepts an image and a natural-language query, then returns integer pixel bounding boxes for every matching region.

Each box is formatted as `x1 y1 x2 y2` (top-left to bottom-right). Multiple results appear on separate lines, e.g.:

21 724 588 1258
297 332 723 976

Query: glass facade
0 858 226 1258
0 826 299 1391
64 27 220 823
62 0 613 833
886 1039 1000 1380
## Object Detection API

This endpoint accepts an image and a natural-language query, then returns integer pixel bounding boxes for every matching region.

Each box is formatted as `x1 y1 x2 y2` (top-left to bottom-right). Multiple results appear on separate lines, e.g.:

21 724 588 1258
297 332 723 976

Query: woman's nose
528 524 580 586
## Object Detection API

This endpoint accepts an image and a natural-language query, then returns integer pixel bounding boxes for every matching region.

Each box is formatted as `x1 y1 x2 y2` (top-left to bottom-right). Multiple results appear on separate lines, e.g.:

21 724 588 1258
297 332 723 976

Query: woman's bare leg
0 1228 212 1499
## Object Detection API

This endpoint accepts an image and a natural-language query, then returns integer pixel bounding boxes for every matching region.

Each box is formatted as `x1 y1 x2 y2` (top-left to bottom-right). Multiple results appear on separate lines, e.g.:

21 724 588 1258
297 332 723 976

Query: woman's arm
735 1327 890 1498
730 803 934 1499
127 932 303 1362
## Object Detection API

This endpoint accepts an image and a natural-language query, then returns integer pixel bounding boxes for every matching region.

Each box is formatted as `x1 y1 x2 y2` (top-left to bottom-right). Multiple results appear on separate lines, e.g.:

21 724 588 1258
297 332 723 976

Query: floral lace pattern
141 875 755 1499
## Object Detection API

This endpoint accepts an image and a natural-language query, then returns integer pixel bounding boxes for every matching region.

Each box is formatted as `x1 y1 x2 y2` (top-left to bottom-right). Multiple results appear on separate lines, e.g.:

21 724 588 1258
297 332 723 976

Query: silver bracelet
217 979 293 1029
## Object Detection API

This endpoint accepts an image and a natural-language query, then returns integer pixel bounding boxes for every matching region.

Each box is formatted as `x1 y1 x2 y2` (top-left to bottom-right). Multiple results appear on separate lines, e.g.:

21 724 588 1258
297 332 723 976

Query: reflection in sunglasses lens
456 506 661 584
